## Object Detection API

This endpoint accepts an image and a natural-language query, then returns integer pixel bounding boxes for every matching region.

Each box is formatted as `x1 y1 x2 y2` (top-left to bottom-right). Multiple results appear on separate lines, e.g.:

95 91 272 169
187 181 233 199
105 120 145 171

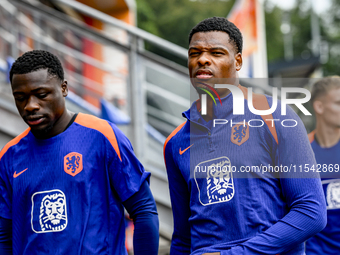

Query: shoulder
74 113 123 161
241 87 280 144
0 128 30 161
163 121 187 155
240 85 306 144
238 85 279 143
308 130 316 144
75 112 118 134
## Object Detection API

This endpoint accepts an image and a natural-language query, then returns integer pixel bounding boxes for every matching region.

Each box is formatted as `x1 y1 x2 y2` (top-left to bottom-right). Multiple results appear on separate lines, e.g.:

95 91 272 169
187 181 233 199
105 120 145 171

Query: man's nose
24 96 40 112
197 52 211 66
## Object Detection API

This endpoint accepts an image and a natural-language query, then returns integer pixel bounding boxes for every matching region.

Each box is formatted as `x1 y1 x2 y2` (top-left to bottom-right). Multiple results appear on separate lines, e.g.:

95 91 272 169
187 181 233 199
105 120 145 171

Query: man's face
188 31 242 98
317 88 340 128
11 69 68 138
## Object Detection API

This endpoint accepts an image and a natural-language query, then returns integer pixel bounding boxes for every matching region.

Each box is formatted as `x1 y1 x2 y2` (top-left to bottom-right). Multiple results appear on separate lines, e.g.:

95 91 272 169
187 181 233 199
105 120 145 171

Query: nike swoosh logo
179 144 193 155
13 168 28 178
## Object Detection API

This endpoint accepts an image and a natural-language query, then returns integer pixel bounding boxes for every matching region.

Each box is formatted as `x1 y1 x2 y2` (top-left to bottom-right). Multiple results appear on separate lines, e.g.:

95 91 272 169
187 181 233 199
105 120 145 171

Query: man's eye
189 52 200 56
15 96 25 102
212 52 223 55
37 93 48 99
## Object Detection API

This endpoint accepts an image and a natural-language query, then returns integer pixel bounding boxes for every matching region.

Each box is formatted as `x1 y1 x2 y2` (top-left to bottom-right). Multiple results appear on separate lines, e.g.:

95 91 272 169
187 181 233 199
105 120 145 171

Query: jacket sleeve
106 124 150 202
221 177 326 255
164 139 191 255
123 180 159 255
221 106 327 254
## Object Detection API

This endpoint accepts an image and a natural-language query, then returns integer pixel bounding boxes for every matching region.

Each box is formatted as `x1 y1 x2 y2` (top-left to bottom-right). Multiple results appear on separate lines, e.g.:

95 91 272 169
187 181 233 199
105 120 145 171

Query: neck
200 96 214 122
315 121 340 148
33 110 74 139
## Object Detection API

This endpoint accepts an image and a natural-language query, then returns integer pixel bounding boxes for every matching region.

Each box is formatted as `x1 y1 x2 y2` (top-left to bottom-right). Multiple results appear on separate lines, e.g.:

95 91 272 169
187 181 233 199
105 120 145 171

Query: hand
202 253 220 255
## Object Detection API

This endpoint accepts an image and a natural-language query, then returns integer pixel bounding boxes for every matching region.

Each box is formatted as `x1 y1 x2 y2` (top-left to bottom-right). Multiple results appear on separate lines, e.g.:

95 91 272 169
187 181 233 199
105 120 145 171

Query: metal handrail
51 0 188 59
9 0 188 75
10 18 124 78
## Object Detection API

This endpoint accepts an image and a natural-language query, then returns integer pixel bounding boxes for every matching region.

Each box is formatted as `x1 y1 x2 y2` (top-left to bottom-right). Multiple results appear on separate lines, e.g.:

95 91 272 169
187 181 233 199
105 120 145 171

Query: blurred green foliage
264 1 284 62
136 0 236 48
135 0 340 76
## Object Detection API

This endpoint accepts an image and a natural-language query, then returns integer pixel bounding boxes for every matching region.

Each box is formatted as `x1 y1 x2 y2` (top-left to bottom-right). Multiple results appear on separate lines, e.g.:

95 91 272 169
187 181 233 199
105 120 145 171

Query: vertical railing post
9 4 19 59
33 12 42 50
128 34 147 163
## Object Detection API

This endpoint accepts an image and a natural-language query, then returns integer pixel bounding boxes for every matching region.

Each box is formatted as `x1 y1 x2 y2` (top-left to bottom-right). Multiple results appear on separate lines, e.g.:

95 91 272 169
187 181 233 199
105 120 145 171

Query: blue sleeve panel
219 178 327 254
164 139 191 255
0 217 12 255
123 180 159 255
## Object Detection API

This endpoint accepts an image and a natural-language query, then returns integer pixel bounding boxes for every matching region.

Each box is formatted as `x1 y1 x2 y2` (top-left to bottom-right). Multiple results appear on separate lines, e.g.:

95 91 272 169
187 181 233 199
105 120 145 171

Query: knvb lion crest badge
231 123 249 146
31 189 68 233
326 180 340 209
194 157 235 206
64 152 83 177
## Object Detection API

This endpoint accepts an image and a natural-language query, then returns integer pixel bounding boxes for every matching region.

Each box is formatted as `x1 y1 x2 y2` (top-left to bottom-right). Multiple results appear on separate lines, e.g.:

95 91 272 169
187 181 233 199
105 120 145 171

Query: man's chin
192 80 213 87
29 123 54 138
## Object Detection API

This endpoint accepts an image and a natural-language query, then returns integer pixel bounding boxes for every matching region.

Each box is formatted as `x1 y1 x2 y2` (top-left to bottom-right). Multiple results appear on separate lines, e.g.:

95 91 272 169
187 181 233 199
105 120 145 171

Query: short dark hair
311 76 340 105
188 17 243 54
10 50 64 83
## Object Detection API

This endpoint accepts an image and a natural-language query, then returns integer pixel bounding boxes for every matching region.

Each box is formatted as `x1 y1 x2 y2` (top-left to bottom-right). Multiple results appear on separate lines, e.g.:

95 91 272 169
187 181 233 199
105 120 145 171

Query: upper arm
0 160 12 220
106 125 150 202
123 180 157 219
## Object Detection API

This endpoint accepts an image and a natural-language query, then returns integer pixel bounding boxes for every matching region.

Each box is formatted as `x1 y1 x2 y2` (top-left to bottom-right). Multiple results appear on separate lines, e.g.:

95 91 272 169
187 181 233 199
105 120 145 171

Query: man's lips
25 116 45 126
196 74 213 79
195 70 213 79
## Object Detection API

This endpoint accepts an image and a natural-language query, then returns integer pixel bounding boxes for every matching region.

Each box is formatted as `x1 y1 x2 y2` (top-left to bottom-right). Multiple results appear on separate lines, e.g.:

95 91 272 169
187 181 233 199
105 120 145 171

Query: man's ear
235 53 242 71
313 100 323 115
61 81 68 97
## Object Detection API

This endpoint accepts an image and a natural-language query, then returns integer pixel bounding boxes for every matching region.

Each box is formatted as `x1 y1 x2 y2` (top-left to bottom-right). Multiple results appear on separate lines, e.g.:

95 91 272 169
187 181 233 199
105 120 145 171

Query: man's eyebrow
31 87 49 92
13 91 24 95
13 86 50 94
210 47 228 51
188 47 201 51
188 46 228 51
